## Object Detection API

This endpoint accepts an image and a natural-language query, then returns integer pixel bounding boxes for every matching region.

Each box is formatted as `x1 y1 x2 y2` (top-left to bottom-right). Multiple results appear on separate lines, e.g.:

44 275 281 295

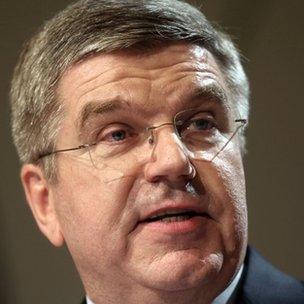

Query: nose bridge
147 122 176 145
144 122 193 182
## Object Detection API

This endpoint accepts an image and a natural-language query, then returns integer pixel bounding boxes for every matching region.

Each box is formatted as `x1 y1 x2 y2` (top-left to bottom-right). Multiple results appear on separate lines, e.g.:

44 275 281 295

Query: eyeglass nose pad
146 123 169 146
146 124 189 158
148 129 154 145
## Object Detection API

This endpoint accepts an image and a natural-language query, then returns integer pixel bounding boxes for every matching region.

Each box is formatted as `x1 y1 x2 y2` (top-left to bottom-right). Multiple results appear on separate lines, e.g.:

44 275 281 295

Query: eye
176 111 218 137
98 124 136 144
189 118 215 131
110 130 127 141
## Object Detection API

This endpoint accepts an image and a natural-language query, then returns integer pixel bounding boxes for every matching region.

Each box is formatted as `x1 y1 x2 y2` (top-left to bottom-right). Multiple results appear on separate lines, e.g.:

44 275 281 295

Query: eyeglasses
38 108 247 173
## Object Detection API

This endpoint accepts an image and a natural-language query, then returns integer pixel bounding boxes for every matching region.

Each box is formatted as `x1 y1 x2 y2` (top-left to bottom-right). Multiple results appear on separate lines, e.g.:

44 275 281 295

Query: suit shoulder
237 247 304 304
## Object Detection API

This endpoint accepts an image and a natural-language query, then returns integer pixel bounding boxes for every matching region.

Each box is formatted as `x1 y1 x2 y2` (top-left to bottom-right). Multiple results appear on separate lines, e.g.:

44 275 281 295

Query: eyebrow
77 98 131 131
184 83 228 108
77 83 228 132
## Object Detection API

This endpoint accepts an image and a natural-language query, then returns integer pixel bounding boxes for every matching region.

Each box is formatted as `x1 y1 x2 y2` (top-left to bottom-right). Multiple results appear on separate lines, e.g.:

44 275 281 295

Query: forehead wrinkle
66 45 228 132
148 60 198 75
77 57 198 93
76 65 120 90
72 54 212 108
78 65 154 93
79 75 152 101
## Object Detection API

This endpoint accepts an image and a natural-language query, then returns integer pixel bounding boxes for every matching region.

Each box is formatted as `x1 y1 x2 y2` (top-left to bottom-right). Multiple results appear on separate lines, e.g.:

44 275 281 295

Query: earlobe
21 164 64 247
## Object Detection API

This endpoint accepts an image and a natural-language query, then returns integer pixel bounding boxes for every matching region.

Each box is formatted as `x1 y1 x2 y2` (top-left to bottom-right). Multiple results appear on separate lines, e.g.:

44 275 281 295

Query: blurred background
0 0 303 303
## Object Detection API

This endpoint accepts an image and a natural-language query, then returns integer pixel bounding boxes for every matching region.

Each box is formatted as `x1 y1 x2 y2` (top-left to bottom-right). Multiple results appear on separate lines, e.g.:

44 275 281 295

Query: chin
130 249 224 292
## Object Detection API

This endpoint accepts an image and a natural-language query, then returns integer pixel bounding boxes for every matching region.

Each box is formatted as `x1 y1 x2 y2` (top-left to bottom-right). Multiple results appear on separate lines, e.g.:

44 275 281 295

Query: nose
144 126 196 184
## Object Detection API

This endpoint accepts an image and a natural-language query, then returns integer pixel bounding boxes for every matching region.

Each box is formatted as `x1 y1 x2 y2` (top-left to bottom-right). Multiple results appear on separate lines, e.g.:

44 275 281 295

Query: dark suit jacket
235 247 304 303
81 247 304 304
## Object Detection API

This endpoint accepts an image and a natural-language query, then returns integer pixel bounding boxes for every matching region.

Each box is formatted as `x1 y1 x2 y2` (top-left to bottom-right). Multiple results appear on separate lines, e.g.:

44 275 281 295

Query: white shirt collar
86 297 94 304
212 265 243 304
86 265 243 304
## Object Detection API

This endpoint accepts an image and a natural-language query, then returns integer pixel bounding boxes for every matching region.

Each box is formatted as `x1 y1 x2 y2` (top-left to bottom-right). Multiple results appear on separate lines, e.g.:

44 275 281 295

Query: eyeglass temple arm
37 143 96 160
210 118 247 162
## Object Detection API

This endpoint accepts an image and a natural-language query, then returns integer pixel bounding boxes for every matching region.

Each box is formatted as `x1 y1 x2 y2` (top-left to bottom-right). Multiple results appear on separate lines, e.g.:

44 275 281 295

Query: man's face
49 43 247 299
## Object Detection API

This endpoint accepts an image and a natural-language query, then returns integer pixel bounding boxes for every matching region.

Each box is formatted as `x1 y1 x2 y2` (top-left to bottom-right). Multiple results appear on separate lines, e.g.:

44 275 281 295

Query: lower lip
138 216 209 234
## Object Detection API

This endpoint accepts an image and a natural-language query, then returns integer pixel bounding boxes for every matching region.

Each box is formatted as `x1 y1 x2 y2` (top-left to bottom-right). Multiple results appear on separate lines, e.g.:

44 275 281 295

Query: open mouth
142 210 208 224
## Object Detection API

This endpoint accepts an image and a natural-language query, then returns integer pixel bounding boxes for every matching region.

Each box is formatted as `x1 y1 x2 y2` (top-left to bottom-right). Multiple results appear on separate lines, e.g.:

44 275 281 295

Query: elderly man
10 0 304 303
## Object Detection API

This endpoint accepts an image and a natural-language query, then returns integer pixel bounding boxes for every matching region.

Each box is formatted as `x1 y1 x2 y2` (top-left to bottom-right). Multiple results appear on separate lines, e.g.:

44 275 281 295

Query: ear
21 164 64 247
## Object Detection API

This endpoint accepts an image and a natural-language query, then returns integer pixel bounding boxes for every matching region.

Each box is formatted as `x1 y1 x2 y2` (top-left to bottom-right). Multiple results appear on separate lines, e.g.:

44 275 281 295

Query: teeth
149 210 193 220
146 211 199 222
160 215 192 223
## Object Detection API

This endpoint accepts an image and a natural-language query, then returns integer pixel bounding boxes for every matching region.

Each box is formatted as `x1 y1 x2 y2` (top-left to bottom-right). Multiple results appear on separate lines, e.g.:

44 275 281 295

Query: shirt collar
86 265 243 304
86 297 94 304
212 265 243 304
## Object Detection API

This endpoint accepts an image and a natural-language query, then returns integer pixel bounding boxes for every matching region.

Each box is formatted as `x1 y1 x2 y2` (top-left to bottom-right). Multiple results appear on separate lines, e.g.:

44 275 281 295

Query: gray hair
10 0 249 180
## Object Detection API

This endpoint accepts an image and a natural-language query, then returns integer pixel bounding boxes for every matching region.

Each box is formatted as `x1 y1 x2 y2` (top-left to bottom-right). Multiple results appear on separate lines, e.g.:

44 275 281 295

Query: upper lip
138 200 209 223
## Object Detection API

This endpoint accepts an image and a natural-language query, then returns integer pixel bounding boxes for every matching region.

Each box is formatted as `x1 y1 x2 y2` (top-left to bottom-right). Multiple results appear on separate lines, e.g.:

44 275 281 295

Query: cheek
214 154 247 253
51 159 135 259
196 149 247 254
219 163 247 252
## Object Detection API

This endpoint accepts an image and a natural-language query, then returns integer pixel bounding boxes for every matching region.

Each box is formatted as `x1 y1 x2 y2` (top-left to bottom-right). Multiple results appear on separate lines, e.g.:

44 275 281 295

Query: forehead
57 43 228 123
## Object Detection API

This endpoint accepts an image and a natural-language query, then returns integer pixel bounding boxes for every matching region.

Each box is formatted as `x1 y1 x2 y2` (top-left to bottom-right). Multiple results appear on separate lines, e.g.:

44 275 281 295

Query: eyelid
180 111 220 133
189 116 217 127
180 110 216 124
191 110 214 118
97 123 133 139
193 112 217 123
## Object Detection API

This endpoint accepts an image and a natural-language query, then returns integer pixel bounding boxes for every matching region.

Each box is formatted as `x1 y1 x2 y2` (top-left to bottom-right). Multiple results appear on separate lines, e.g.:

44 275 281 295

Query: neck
89 289 216 304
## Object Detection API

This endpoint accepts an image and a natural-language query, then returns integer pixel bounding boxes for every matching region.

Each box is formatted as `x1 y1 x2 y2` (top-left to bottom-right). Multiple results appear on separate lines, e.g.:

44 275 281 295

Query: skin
22 43 248 304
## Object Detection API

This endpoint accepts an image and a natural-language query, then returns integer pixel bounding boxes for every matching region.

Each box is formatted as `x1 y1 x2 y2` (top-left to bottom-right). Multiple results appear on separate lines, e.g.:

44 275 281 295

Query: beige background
0 0 303 303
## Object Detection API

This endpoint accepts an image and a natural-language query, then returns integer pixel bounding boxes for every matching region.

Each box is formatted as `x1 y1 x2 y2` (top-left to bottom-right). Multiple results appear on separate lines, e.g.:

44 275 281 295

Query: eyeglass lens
86 108 245 181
